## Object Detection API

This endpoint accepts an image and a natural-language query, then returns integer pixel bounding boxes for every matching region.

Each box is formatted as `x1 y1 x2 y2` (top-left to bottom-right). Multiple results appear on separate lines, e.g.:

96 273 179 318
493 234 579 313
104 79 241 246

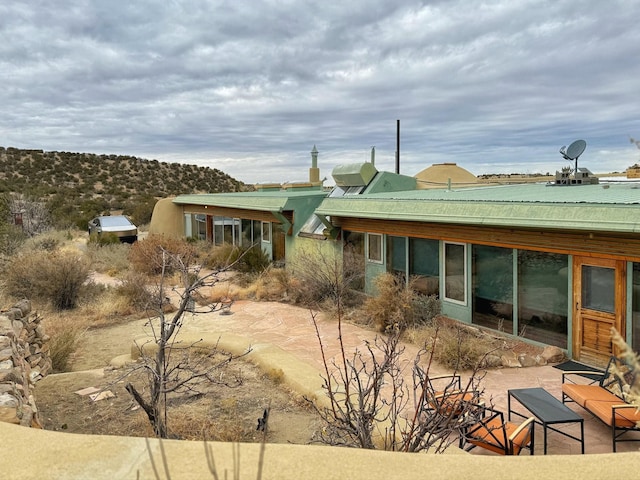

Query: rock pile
0 300 51 427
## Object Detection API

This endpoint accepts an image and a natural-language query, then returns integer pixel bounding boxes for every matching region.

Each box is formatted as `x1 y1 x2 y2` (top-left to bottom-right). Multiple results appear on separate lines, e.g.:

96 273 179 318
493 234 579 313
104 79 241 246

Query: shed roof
173 190 328 212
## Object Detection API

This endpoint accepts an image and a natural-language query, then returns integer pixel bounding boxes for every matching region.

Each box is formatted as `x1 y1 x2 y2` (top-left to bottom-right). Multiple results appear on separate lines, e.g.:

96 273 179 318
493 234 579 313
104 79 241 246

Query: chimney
370 146 375 166
309 145 320 185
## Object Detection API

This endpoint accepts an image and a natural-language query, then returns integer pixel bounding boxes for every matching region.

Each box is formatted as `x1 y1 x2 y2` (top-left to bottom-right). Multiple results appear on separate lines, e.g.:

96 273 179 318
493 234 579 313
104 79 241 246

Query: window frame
443 241 467 305
261 221 271 243
367 232 384 264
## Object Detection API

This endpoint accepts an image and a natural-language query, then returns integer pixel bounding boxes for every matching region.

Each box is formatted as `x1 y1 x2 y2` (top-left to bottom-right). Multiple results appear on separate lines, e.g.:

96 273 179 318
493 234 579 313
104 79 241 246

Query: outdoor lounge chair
424 374 481 417
460 405 535 455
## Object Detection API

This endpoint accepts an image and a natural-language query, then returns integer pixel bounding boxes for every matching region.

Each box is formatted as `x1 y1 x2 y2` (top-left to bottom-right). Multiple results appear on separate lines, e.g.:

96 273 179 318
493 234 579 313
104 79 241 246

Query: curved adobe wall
0 299 51 427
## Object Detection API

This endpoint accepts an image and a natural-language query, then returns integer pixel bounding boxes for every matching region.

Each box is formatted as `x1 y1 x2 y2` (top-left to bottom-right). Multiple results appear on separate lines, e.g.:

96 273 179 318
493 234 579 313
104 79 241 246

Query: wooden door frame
572 256 626 362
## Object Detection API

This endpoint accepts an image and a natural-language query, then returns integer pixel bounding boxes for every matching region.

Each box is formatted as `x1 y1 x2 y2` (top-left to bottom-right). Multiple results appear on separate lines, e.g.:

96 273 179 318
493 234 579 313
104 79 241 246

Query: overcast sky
2 1 639 185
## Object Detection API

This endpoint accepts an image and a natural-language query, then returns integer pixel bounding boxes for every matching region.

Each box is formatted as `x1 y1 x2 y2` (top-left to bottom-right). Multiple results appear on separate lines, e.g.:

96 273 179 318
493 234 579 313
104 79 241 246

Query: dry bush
44 317 86 372
129 234 197 276
248 266 289 301
288 243 363 308
115 271 154 310
5 250 91 310
362 273 441 332
434 323 496 370
86 242 132 275
203 243 240 270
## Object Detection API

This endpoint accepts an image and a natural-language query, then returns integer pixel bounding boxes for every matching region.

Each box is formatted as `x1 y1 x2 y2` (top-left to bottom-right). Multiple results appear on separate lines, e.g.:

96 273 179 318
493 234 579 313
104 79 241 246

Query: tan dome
414 163 479 189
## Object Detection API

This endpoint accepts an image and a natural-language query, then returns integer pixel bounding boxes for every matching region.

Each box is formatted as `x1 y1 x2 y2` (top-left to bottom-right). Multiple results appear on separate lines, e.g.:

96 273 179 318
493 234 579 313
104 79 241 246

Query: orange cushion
467 417 530 455
584 400 640 428
562 384 620 407
430 391 476 416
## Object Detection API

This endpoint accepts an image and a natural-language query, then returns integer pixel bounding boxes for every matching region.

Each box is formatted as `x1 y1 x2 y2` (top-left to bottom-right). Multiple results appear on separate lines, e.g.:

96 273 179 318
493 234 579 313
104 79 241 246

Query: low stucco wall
2 326 640 478
1 420 638 480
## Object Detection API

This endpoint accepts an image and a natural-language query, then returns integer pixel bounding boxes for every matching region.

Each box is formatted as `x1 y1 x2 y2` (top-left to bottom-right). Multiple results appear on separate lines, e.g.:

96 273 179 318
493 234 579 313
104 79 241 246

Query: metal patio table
508 387 585 454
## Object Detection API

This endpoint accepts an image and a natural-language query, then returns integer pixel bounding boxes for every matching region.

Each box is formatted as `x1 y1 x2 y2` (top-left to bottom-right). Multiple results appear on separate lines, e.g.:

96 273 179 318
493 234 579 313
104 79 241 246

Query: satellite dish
558 139 587 179
563 139 587 160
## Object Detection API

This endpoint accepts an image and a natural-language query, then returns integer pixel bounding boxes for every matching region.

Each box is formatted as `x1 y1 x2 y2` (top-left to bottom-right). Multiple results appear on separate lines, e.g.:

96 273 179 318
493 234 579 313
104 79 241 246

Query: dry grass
43 316 86 372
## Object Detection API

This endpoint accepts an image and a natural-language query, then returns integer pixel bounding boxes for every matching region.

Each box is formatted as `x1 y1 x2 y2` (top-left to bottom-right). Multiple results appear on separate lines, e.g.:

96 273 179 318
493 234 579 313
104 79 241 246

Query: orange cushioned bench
561 356 640 452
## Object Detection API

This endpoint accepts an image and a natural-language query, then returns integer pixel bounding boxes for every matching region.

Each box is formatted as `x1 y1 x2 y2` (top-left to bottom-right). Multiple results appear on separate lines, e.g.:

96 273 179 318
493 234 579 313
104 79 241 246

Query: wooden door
273 228 286 262
572 256 626 366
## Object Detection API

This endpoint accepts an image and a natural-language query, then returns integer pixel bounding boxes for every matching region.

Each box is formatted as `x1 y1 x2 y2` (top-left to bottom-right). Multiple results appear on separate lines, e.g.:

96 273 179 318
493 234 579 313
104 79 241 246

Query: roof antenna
395 119 400 174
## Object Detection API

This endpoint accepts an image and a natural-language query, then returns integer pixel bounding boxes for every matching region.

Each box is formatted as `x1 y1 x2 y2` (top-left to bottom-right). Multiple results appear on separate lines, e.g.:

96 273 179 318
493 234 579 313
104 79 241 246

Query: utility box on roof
332 162 378 187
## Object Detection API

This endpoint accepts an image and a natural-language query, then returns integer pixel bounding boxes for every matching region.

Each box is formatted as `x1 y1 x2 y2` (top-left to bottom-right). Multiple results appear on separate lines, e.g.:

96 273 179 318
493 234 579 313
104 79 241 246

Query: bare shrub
309 311 486 452
124 250 251 438
5 250 91 310
128 234 197 276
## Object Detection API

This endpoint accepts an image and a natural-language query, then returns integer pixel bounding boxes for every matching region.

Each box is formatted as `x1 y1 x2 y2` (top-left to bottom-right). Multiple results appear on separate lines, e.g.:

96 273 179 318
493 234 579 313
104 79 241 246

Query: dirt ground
34 318 321 445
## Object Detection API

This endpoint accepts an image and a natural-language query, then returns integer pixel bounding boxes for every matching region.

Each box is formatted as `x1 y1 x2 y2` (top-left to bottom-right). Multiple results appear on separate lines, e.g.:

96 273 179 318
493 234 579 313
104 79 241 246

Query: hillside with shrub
0 146 250 229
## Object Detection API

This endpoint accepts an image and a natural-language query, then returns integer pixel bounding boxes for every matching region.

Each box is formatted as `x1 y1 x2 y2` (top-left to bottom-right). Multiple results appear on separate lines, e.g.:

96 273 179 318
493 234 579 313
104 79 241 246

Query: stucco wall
148 197 185 238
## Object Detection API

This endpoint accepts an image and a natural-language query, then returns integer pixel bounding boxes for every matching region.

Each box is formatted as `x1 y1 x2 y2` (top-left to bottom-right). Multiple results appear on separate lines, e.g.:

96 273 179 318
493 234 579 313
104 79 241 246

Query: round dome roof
414 163 478 189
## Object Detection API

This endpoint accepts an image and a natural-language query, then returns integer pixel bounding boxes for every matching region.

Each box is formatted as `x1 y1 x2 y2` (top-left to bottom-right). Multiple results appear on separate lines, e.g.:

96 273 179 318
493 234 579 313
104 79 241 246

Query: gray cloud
1 0 639 184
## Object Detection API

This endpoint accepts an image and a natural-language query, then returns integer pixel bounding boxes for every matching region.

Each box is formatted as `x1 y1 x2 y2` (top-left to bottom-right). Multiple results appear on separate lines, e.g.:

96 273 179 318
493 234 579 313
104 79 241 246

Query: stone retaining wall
0 299 51 427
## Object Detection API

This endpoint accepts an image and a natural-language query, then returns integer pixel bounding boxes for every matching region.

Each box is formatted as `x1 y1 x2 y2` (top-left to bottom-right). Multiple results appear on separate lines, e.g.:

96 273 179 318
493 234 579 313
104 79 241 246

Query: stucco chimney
309 145 320 185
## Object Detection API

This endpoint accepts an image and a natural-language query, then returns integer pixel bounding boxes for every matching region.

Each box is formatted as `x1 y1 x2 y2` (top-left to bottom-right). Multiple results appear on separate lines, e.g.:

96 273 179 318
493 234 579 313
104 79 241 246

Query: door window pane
582 266 615 313
444 242 465 303
472 245 513 332
518 251 568 348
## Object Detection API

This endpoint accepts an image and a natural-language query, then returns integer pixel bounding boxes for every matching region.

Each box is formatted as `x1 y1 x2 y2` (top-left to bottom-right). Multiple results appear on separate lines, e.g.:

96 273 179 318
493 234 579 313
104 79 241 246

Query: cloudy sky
2 1 640 185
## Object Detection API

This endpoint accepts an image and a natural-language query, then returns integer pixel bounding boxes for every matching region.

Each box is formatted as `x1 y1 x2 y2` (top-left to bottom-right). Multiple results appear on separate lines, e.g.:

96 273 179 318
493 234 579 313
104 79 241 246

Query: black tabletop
509 387 582 423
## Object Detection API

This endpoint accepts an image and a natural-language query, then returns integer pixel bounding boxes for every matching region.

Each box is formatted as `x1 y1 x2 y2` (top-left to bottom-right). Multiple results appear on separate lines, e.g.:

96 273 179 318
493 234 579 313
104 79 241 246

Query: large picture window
367 233 383 263
518 251 568 348
444 242 466 303
472 245 513 332
410 238 439 296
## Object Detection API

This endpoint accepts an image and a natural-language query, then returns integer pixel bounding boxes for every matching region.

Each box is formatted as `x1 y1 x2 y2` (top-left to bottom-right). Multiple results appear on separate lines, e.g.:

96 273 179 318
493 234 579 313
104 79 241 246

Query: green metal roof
173 190 328 212
315 182 640 233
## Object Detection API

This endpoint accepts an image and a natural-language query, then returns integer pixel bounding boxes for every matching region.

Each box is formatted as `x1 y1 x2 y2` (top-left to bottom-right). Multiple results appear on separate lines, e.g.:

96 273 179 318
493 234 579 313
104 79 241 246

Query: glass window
262 221 271 243
214 216 224 246
387 236 406 274
632 263 640 353
472 245 513 331
184 214 193 239
410 238 439 296
252 220 261 244
367 233 383 263
518 251 568 348
444 242 466 303
241 219 253 247
232 218 241 246
582 265 615 313
195 214 206 240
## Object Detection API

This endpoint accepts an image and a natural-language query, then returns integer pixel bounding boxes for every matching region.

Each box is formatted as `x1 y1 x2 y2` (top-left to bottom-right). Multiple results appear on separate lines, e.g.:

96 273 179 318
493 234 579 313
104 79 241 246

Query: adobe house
149 149 640 366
